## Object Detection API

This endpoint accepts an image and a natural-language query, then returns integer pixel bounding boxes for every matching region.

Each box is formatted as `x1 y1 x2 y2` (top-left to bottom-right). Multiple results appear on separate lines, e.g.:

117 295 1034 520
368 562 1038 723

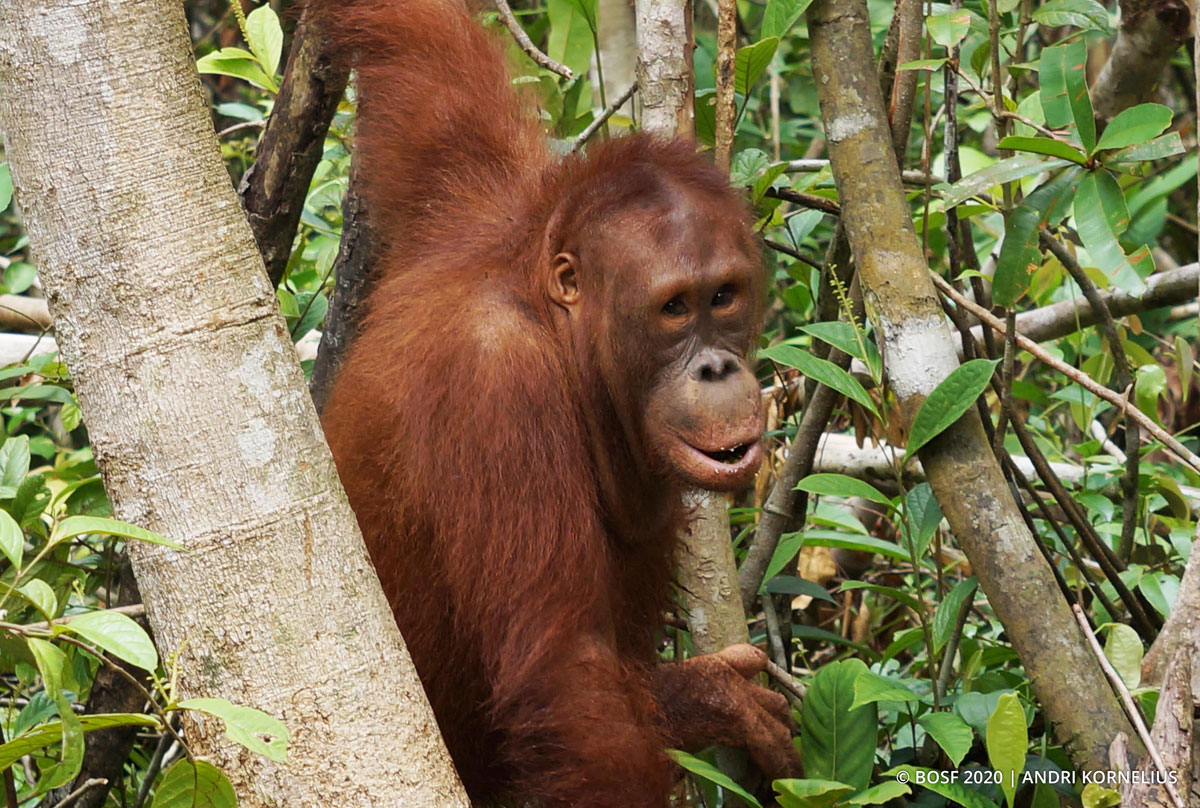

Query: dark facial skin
549 185 765 492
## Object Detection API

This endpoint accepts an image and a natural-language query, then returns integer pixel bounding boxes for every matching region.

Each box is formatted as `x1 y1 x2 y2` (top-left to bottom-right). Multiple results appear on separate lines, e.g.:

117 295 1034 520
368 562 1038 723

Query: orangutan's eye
711 285 736 308
662 297 688 317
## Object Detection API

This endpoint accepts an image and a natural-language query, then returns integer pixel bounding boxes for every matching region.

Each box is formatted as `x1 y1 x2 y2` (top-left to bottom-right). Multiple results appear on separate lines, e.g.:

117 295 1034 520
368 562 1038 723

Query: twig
763 239 822 271
132 715 180 808
764 659 806 702
1070 604 1187 808
933 272 1200 474
763 187 841 215
51 779 107 808
571 81 639 152
493 0 574 79
22 603 145 633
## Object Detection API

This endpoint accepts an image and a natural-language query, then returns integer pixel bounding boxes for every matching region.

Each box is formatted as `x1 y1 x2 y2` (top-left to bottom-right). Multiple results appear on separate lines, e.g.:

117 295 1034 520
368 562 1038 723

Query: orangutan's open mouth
700 443 753 464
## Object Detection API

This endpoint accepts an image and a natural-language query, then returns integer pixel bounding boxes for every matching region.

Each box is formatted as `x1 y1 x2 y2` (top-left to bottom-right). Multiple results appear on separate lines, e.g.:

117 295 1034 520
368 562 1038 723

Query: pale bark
594 0 639 118
712 0 737 169
0 1 468 805
635 0 694 135
807 0 1138 772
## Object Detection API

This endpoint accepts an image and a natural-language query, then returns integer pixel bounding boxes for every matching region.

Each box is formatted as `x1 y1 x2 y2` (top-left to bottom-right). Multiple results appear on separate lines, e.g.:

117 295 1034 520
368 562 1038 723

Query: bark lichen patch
881 316 958 400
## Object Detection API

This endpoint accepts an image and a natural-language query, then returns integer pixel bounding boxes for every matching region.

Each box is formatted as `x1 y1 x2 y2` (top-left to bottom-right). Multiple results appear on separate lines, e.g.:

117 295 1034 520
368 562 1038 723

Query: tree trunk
0 0 468 805
806 0 1140 773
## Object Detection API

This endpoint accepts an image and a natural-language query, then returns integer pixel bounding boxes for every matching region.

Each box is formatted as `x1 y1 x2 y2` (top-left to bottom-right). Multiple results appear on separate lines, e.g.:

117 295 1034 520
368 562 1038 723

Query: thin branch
51 780 107 808
763 187 841 215
1070 604 1187 808
764 659 806 703
571 80 639 152
763 239 823 271
933 272 1200 474
493 0 574 79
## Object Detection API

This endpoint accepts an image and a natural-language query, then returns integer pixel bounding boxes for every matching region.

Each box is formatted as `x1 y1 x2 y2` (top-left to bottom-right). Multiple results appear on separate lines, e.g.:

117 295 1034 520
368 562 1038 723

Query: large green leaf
149 759 237 808
799 659 877 792
1109 132 1185 163
49 515 181 550
546 0 596 76
918 712 974 767
985 693 1027 808
996 136 1086 164
940 154 1072 208
59 610 158 671
759 345 877 415
1073 171 1150 294
0 509 24 568
0 163 11 212
796 473 890 506
904 359 1000 462
1032 0 1111 32
735 38 780 95
1102 624 1143 689
669 750 764 807
177 697 288 762
774 779 855 808
927 10 971 49
932 577 978 653
850 670 919 708
1094 103 1172 152
244 4 283 78
761 0 812 38
1039 40 1095 152
0 713 160 769
993 167 1080 307
195 47 278 92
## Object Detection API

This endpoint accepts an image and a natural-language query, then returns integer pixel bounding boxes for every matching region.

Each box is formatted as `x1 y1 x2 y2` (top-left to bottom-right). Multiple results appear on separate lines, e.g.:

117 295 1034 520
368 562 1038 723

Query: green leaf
799 322 868 362
766 575 838 604
845 780 912 805
1040 41 1095 152
996 136 1087 164
761 0 812 39
0 435 30 491
758 345 878 416
985 693 1026 808
801 531 912 564
0 162 11 211
0 384 77 406
60 610 158 671
932 577 978 653
901 483 942 560
993 167 1081 307
735 38 780 95
244 4 284 78
149 759 238 808
1074 171 1149 294
897 58 948 72
1094 103 1172 152
50 515 182 550
1032 0 1111 32
839 581 919 611
547 0 596 76
177 697 288 762
1109 132 1185 163
884 766 1000 808
796 473 890 506
26 638 83 792
904 359 1000 461
1135 363 1167 420
850 670 919 708
927 10 971 49
1080 782 1122 808
0 713 160 769
918 712 974 767
18 580 58 621
195 47 278 92
774 778 855 808
940 154 1071 208
1102 623 1143 689
800 659 876 791
0 509 23 567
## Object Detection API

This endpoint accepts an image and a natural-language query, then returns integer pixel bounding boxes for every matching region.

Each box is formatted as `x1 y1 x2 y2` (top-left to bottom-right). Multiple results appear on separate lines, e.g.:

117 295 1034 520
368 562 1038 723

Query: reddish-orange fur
316 1 792 804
